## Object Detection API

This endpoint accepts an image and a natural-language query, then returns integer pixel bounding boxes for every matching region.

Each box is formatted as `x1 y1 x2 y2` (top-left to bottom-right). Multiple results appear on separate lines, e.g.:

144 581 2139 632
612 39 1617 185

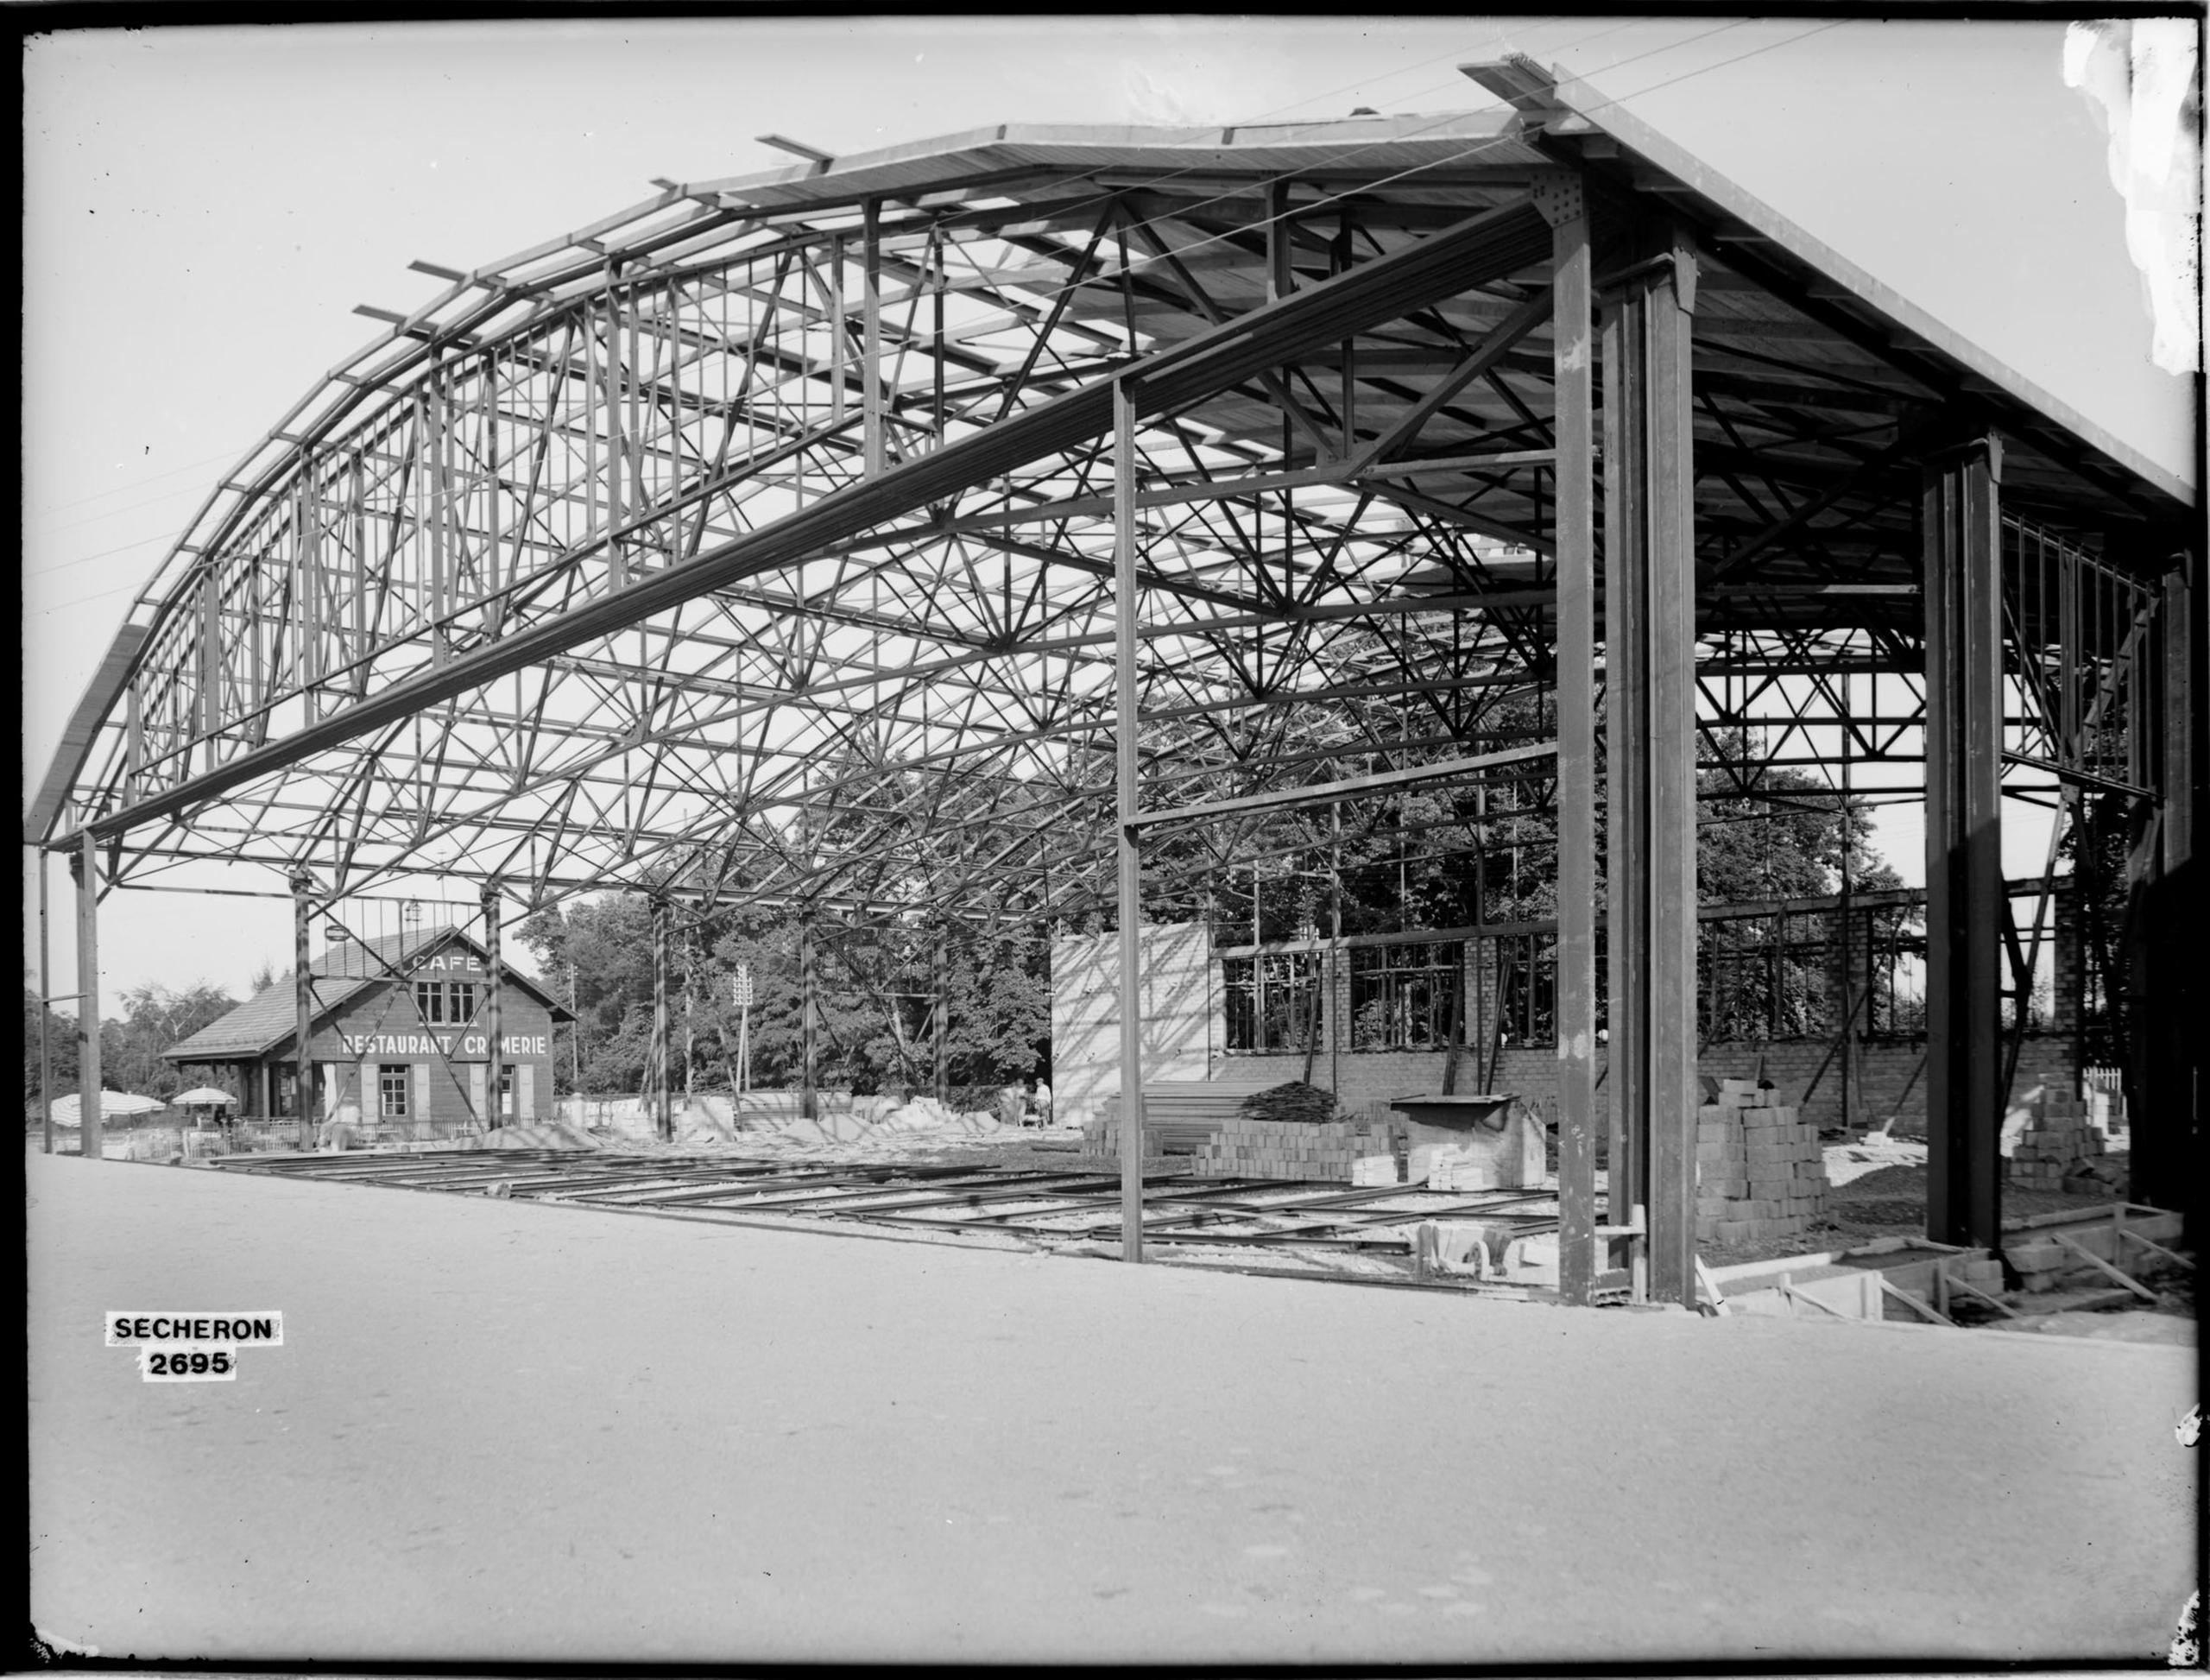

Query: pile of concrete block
1695 1078 1829 1246
1077 1116 1181 1167
2005 1092 2118 1193
1190 1115 1399 1184
1407 1114 1547 1191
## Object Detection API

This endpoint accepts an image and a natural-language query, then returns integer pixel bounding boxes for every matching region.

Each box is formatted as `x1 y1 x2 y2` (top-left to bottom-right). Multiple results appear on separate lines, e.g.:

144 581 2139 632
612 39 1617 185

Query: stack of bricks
1695 1077 1829 1246
1077 1116 1175 1167
2005 1091 2115 1193
1192 1116 1399 1184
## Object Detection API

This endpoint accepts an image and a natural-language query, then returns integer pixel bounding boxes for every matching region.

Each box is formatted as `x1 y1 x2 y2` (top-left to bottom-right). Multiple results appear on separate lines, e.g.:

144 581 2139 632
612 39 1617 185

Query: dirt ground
28 1152 2200 1664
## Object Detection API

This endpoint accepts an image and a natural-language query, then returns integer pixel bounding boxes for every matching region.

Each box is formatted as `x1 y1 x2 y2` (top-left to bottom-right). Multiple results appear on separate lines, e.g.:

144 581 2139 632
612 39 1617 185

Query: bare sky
22 16 2199 1020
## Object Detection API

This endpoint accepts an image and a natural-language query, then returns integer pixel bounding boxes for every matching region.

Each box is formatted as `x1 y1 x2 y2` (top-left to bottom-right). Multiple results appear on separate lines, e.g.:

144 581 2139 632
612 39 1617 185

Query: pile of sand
870 1096 1001 1136
479 1122 603 1152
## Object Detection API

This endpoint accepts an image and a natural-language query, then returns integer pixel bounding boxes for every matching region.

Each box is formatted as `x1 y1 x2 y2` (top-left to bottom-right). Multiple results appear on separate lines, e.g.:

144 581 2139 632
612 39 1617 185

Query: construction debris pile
685 1094 1004 1151
2005 1091 2123 1195
1192 1115 1399 1184
1695 1078 1829 1246
866 1096 1004 1136
483 1121 603 1152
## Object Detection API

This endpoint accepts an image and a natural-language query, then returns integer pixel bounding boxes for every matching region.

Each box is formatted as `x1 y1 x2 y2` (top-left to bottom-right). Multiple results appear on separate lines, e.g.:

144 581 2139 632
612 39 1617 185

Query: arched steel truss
32 89 2186 925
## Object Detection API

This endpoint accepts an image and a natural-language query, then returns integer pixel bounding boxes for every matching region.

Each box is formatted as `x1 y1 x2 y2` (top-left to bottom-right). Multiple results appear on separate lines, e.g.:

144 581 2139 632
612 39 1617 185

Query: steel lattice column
1114 376 1146 1262
1600 234 1701 1304
292 872 316 1151
2125 544 2204 1234
799 914 819 1123
931 933 949 1105
1921 433 2005 1251
483 881 504 1127
652 895 672 1141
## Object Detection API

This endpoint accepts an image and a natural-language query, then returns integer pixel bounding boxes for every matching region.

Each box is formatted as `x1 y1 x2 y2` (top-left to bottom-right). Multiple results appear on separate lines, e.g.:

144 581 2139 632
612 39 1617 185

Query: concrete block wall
2005 1208 2184 1292
1210 1033 2081 1140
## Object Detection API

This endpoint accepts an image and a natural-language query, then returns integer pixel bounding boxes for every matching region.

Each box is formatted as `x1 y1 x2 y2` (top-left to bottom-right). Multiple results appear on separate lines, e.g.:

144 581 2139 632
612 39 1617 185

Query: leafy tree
101 982 238 1102
517 895 653 1096
22 975 80 1109
519 885 1054 1102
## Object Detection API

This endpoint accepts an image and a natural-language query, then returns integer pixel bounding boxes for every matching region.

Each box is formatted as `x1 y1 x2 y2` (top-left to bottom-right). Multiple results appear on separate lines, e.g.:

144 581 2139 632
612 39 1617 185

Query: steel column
483 881 504 1127
74 836 100 1161
292 872 315 1151
1599 234 1701 1303
1921 433 2005 1250
652 894 672 1140
38 850 53 1155
1114 376 1146 1261
1542 170 1598 1304
931 932 949 1104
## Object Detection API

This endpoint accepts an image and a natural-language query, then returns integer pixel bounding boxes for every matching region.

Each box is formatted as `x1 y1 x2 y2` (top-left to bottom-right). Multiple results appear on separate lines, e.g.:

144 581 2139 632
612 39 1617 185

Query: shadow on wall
1051 923 1218 1129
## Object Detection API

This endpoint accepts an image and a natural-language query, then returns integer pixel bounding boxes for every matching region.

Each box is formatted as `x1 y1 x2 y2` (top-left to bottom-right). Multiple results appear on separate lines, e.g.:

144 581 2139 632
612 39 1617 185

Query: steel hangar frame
27 60 2201 1303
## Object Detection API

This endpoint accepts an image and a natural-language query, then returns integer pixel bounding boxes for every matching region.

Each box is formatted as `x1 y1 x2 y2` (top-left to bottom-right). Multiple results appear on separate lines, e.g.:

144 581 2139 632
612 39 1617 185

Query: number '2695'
143 1348 234 1380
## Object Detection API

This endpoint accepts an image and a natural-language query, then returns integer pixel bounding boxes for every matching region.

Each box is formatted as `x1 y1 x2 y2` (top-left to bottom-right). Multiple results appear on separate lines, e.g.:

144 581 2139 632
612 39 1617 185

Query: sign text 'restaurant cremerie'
336 1033 549 1057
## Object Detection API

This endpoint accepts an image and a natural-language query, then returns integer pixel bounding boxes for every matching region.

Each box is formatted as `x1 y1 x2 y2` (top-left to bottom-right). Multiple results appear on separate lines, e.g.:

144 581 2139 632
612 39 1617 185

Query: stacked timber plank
2005 1091 2120 1194
1695 1078 1828 1246
1192 1115 1400 1184
1236 1081 1337 1125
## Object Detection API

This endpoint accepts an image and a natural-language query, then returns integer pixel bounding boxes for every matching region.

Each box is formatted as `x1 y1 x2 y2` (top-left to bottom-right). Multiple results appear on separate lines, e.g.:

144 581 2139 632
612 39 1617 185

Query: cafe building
165 924 567 1139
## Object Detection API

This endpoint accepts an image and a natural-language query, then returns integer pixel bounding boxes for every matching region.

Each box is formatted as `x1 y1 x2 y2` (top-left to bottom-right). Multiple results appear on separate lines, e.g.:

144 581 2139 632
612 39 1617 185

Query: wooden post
1542 169 1599 1305
1114 376 1146 1261
292 872 316 1152
483 881 504 1128
73 837 101 1160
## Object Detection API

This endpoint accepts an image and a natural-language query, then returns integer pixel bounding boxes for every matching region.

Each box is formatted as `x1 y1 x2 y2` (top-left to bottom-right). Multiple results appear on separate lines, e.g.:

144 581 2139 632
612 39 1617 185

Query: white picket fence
2081 1064 2127 1134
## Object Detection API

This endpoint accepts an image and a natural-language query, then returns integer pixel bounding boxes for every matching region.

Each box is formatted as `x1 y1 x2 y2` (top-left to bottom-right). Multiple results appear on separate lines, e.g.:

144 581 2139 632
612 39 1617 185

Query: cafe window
414 980 476 1024
378 1064 410 1119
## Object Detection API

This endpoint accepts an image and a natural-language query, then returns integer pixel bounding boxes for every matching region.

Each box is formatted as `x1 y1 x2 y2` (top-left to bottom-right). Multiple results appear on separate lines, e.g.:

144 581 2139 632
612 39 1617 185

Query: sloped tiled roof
164 923 566 1062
